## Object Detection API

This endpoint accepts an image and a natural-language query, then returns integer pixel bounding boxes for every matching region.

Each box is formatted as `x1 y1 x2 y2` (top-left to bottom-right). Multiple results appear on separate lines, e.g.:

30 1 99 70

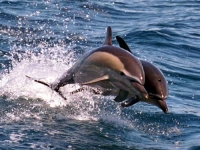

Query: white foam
99 112 135 129
9 132 25 143
0 45 76 107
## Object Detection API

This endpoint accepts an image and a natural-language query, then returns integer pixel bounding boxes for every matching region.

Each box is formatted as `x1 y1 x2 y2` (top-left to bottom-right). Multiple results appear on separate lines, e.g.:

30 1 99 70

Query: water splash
0 44 76 107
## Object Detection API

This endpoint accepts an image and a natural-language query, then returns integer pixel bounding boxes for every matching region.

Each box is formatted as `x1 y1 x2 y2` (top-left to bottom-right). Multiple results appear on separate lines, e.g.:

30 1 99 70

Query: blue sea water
0 0 200 149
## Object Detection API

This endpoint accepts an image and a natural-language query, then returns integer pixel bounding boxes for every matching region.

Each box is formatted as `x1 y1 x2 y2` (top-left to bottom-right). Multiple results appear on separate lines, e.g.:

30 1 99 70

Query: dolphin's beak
132 82 148 99
158 100 168 113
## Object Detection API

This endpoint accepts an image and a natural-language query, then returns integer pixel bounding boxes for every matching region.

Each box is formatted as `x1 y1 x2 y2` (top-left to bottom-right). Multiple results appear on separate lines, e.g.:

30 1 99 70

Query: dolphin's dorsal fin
103 26 112 45
116 36 132 53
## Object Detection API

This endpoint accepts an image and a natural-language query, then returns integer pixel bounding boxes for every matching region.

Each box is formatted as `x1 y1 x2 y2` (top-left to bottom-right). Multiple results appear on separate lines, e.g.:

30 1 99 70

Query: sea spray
0 44 76 107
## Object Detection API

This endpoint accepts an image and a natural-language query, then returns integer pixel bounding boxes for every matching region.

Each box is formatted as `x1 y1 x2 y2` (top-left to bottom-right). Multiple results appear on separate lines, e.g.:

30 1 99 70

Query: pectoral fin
120 97 140 107
81 75 109 85
114 90 129 102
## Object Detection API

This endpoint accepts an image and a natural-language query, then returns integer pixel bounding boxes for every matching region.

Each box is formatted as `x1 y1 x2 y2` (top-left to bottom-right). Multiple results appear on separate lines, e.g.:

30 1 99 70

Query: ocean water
0 0 200 149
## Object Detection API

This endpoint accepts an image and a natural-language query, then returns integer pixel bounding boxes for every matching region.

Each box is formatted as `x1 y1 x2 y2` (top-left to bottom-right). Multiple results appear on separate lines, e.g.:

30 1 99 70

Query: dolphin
116 36 168 113
26 26 148 101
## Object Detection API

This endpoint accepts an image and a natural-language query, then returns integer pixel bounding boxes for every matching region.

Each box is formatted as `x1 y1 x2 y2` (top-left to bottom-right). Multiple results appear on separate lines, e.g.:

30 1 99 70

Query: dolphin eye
158 79 161 82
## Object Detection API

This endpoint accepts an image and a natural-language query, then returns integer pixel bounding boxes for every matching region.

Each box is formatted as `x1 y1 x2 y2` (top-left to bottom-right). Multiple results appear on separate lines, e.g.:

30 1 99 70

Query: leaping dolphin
116 36 168 113
26 27 148 102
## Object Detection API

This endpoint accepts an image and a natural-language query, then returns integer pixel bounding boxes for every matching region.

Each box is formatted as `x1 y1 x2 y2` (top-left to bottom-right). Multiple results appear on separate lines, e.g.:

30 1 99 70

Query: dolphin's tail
25 75 67 100
26 75 50 87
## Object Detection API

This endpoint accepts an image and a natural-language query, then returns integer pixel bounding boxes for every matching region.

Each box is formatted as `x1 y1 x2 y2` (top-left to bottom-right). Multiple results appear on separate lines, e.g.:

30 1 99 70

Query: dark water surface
0 0 200 149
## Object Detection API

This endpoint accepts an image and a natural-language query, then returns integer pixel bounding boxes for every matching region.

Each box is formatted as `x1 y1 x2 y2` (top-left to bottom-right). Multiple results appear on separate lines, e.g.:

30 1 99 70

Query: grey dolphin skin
116 36 168 113
26 26 148 102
